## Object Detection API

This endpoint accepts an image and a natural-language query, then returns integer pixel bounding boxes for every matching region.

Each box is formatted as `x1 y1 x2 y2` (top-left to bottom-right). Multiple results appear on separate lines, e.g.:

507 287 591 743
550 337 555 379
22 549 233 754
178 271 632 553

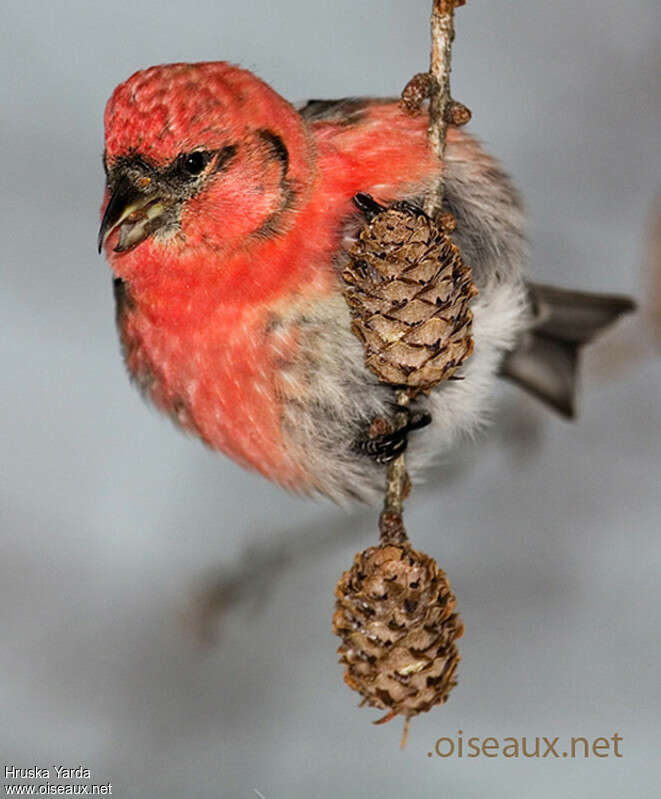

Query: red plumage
100 61 548 501
102 62 450 489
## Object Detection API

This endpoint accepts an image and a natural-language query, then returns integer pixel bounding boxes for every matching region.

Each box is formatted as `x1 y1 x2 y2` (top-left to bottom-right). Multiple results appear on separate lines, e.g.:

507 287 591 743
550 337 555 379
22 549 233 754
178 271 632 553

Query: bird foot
356 407 432 464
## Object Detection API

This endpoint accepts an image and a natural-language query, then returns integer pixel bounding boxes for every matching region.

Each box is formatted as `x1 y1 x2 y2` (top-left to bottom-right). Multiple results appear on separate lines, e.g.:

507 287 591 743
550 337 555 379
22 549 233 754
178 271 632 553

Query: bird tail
500 282 636 418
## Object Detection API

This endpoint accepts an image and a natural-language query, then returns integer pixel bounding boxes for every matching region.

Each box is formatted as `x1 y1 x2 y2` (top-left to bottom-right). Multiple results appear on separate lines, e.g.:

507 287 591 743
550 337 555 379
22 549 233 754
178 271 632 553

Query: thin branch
424 0 464 217
379 391 410 544
380 0 465 545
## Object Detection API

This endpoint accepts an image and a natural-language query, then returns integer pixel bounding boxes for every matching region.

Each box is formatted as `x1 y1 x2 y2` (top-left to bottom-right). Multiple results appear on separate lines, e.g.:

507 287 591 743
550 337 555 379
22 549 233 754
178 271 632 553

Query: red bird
99 62 633 502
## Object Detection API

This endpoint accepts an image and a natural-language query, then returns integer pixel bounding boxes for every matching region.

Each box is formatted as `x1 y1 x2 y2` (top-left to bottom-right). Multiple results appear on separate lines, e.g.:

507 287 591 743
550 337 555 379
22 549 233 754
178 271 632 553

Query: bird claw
356 407 432 464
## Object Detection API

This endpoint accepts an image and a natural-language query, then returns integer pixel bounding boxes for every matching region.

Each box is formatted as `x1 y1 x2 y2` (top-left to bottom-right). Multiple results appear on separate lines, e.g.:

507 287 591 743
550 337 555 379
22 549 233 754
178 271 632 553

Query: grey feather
276 129 533 502
501 283 636 418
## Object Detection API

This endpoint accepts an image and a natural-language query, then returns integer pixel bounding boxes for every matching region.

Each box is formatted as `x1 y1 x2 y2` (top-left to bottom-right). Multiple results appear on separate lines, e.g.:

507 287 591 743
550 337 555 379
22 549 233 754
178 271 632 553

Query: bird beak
98 174 168 253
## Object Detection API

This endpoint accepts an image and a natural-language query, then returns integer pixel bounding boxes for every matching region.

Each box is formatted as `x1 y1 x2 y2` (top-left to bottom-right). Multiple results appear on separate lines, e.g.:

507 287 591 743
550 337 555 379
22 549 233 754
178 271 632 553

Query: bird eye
182 151 208 176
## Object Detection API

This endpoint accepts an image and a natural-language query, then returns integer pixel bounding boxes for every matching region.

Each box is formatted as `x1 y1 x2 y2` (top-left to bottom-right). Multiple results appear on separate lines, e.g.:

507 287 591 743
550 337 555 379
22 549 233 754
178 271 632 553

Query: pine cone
343 195 478 393
333 542 463 721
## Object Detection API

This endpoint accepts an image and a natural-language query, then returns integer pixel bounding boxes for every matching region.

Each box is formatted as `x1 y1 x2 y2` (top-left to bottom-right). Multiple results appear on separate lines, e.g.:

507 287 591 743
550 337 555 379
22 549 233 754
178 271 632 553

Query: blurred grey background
1 1 660 797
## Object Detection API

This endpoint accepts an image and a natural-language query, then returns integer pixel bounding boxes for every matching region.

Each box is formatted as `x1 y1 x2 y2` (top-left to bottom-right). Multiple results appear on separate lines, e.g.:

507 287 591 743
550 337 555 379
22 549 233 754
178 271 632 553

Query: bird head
98 62 313 262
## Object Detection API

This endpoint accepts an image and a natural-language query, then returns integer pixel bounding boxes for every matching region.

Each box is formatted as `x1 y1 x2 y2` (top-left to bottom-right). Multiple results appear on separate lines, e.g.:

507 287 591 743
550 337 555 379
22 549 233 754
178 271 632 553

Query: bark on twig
379 391 410 544
424 0 464 217
380 0 465 545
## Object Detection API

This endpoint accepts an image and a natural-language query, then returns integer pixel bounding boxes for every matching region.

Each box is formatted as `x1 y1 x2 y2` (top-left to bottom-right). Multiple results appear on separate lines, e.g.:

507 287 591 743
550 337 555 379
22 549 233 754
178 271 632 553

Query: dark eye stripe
257 129 289 174
213 144 238 172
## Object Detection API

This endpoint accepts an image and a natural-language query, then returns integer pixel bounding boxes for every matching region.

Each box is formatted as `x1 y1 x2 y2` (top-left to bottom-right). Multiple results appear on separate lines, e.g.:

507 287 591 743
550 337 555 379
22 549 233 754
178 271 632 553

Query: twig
379 0 465 546
379 391 410 544
424 0 464 217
